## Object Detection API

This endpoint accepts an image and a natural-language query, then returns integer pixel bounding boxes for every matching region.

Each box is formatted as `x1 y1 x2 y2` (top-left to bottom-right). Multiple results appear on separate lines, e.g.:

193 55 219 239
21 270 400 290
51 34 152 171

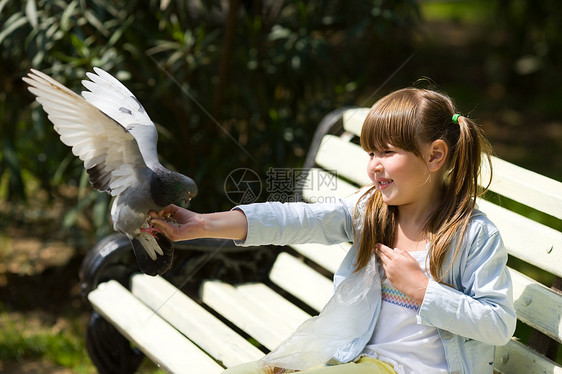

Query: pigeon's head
151 169 198 208
176 173 198 203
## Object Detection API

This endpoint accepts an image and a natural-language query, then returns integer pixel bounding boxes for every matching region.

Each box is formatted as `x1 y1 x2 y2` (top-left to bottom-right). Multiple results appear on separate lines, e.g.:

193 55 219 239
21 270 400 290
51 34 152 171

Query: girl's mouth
377 179 393 190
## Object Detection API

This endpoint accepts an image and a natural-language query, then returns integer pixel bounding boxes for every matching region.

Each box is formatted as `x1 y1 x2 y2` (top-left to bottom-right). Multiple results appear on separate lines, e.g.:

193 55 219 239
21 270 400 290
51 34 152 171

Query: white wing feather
81 67 152 126
23 69 146 196
81 67 160 167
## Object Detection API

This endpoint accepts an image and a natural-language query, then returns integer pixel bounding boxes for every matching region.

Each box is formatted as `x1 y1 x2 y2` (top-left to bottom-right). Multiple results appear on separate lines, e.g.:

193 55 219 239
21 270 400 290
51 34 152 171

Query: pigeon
23 68 198 276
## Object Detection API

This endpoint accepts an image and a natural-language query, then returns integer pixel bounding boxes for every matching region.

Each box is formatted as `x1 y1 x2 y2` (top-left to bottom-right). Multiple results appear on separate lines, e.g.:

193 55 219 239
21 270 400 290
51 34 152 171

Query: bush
1 0 420 240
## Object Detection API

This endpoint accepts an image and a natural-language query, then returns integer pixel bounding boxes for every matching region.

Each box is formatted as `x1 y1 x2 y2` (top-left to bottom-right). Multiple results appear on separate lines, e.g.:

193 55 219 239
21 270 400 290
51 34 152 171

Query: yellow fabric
223 357 397 374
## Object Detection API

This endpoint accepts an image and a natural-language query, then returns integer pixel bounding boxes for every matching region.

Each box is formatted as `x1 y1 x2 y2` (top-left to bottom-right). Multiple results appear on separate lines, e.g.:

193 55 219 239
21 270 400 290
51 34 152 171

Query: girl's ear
427 139 448 172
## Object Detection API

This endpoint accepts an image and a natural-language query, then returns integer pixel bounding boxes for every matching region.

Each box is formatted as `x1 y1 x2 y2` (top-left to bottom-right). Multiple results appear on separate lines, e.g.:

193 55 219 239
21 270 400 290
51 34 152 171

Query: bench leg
86 312 144 374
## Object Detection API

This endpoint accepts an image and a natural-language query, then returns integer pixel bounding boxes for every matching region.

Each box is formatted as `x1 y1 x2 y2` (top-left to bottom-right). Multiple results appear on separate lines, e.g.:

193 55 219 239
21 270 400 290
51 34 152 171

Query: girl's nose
367 158 382 181
369 156 382 171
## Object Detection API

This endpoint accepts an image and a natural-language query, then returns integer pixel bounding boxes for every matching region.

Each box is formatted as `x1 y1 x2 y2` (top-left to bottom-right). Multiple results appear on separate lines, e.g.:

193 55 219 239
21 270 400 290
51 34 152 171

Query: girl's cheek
367 168 376 183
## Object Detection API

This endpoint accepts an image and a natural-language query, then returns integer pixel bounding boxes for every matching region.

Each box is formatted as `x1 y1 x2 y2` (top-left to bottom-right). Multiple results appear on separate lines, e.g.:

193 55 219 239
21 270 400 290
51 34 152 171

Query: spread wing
23 69 147 196
81 67 160 168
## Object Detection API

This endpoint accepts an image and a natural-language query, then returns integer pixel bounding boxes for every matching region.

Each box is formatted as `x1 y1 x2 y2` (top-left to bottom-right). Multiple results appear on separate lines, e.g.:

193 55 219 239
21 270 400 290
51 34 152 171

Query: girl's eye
368 150 392 158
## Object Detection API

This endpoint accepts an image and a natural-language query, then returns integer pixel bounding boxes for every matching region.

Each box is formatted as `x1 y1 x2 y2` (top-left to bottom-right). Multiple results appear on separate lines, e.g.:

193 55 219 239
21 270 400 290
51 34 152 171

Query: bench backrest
289 108 562 373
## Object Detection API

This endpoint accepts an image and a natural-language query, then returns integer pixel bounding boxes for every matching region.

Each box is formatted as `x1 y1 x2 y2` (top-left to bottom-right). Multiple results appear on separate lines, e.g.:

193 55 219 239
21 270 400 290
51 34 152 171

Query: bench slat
88 280 223 374
201 280 300 350
478 198 562 278
315 135 371 187
269 252 334 312
235 283 312 330
131 274 264 368
342 108 369 136
300 168 359 202
494 338 562 374
509 268 562 343
290 242 350 274
482 156 562 220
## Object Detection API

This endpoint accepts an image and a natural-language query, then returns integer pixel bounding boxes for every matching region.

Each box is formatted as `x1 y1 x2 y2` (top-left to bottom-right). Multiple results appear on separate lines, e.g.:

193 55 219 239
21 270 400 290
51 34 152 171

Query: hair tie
452 113 461 124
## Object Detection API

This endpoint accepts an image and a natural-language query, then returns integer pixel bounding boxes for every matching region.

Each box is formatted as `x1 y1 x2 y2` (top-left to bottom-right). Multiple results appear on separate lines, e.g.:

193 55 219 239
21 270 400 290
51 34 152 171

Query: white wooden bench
80 108 562 373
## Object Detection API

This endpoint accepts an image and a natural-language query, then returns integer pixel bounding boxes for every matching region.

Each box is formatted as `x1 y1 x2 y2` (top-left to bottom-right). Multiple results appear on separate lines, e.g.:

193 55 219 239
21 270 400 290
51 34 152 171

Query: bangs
360 90 421 156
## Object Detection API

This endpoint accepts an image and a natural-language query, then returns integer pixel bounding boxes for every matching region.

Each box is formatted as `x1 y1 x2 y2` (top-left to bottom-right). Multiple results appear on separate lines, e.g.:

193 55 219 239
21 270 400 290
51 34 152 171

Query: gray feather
87 163 112 192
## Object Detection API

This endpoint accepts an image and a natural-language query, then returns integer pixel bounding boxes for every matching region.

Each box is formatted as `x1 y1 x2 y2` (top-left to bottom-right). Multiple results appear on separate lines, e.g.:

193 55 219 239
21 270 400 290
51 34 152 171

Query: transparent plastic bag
259 254 381 372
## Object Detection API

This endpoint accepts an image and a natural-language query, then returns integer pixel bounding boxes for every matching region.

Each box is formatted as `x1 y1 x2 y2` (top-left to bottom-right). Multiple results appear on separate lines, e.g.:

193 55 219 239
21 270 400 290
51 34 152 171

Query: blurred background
1 0 561 372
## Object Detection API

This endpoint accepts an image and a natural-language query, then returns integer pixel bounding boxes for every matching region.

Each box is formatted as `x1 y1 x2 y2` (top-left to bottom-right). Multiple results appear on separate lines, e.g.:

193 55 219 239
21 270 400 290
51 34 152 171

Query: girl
150 88 516 374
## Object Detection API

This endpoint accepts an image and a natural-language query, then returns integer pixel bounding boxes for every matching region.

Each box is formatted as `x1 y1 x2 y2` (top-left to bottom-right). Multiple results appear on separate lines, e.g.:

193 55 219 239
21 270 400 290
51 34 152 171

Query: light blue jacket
235 191 516 374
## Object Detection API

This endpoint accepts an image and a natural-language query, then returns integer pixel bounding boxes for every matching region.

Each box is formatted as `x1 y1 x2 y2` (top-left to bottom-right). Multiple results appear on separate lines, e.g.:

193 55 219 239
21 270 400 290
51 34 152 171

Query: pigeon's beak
183 178 197 205
185 191 196 204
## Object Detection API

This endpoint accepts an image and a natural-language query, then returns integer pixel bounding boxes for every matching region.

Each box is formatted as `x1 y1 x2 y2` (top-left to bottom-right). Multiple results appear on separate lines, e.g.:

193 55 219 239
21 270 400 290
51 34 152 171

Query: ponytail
428 115 492 282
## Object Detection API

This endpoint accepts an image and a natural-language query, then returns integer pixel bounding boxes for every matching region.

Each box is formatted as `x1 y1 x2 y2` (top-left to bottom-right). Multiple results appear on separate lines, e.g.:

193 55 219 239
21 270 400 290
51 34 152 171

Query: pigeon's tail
130 232 174 276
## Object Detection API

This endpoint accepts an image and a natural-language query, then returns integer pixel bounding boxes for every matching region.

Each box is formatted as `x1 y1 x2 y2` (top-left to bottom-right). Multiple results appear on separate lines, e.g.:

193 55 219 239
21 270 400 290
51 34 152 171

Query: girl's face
366 144 433 207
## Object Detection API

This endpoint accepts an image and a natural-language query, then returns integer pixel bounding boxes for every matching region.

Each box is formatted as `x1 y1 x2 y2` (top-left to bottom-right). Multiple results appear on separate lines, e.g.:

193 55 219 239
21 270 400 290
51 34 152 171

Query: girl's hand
376 243 429 305
149 205 248 242
149 204 203 242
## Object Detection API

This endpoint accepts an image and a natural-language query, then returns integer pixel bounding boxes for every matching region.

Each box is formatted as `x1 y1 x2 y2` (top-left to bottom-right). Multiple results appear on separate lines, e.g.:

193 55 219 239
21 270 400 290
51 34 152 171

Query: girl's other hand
376 243 429 305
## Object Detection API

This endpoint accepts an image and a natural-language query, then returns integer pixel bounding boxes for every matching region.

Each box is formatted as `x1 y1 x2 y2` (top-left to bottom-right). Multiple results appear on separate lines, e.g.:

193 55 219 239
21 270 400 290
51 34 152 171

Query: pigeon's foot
140 227 163 238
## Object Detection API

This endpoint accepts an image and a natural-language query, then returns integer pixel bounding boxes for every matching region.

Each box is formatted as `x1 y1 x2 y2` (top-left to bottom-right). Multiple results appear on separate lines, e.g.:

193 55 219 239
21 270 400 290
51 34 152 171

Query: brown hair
355 88 492 283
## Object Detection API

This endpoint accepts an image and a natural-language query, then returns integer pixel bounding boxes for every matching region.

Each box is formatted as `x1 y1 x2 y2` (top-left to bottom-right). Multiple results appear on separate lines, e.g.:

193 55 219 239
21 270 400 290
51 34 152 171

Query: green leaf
25 0 38 28
0 12 28 45
107 15 133 47
0 0 10 15
93 193 110 234
52 153 75 186
60 0 79 31
69 33 89 57
0 140 25 200
84 9 109 37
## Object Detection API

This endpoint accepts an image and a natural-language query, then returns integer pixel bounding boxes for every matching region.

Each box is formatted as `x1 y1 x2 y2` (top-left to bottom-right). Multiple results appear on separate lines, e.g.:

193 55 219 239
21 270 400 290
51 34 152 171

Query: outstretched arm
149 204 248 242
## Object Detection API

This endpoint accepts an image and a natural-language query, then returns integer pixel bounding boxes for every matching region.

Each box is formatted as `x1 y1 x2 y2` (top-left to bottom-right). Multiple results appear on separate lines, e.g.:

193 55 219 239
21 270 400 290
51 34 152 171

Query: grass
0 309 92 373
0 307 167 373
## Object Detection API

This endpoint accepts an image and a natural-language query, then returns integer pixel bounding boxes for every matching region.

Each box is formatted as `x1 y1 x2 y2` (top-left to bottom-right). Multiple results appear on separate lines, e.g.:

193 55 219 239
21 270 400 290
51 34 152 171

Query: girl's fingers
149 204 180 219
149 219 169 234
150 220 181 241
376 243 394 259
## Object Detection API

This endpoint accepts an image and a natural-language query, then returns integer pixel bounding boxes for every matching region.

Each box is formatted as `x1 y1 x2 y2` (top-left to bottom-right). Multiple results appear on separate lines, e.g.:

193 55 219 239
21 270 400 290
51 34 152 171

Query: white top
363 250 447 374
